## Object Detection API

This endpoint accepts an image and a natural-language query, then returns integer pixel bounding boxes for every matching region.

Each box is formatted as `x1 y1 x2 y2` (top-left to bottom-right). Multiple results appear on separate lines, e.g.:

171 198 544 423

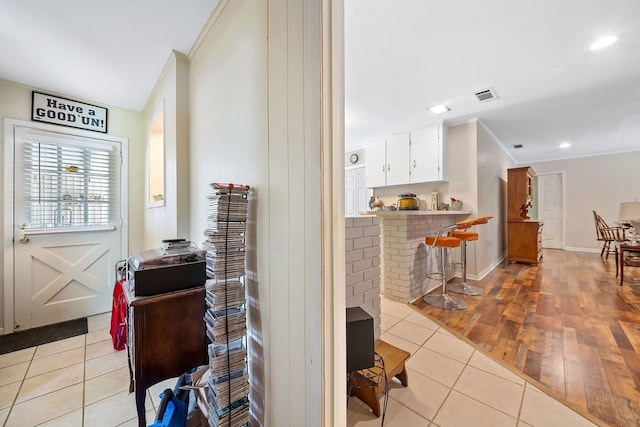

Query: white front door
7 122 126 331
538 173 564 249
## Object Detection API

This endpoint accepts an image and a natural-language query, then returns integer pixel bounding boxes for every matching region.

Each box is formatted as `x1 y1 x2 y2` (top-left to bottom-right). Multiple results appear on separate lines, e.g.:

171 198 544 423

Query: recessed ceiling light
589 35 617 51
559 142 571 149
428 104 450 114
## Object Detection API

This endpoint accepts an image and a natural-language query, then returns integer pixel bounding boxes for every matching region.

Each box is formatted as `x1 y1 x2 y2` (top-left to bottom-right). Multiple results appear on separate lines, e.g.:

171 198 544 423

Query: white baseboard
449 254 507 282
475 255 507 281
564 247 601 253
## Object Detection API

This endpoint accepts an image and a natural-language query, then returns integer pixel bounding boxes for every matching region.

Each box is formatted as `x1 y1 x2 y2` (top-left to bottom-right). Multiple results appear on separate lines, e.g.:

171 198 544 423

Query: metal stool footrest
426 271 443 281
423 293 468 310
423 224 468 310
447 282 484 296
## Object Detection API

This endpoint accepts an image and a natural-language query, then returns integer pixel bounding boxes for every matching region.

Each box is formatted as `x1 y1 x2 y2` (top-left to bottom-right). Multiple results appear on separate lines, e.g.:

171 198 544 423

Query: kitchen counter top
360 210 472 216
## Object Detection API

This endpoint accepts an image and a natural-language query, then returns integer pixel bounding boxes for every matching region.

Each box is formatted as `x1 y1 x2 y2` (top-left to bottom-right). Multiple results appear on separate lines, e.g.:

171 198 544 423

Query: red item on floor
109 279 127 351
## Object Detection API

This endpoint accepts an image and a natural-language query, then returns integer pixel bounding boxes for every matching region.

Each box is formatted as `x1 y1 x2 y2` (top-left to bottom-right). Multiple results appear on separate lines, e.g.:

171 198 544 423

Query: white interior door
345 168 356 216
10 124 124 331
355 167 369 213
538 173 564 249
345 166 368 216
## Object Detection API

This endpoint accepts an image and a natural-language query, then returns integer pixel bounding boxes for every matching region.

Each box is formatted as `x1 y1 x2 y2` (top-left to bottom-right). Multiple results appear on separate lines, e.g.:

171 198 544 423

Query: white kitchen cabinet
365 137 387 188
409 123 448 183
386 132 410 186
364 133 410 188
365 124 447 188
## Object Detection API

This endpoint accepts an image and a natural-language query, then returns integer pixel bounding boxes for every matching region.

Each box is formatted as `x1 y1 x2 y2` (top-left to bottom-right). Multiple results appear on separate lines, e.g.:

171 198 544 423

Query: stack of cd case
203 183 250 427
205 281 245 311
208 397 250 427
204 306 246 343
205 250 246 279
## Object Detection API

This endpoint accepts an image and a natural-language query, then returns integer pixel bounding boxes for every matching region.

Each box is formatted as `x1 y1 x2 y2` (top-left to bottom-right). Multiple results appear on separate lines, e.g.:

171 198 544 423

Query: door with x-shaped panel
12 125 123 331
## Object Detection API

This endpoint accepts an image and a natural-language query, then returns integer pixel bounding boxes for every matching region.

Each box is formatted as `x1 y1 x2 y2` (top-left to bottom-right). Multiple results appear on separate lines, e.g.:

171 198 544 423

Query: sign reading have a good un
32 91 108 133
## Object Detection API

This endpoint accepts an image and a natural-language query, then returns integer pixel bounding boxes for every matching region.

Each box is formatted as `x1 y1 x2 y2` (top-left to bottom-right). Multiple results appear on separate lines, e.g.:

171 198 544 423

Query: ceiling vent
512 144 523 149
474 87 498 103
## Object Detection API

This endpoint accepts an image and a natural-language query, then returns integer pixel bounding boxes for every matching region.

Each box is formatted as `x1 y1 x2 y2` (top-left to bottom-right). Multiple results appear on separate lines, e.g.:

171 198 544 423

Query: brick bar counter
345 215 382 338
365 210 470 303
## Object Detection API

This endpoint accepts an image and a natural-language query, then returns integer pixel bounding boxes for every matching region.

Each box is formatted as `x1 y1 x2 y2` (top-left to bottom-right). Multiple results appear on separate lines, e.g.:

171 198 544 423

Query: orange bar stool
423 224 468 310
447 216 493 296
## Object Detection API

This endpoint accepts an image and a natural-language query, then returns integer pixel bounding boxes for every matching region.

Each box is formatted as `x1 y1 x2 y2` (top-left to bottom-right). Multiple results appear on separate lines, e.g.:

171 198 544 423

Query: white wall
445 122 480 275
447 122 477 214
187 2 269 420
186 0 326 425
477 121 514 273
432 120 513 278
530 151 640 250
0 78 145 332
142 51 190 249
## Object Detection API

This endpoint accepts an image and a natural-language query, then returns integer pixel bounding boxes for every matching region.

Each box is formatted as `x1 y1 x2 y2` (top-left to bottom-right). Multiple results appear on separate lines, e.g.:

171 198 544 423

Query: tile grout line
420 325 466 426
82 332 87 426
3 347 36 426
515 381 527 426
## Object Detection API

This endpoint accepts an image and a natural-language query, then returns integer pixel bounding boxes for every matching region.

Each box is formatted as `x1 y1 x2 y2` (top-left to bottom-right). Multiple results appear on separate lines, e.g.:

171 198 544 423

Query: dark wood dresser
122 281 207 426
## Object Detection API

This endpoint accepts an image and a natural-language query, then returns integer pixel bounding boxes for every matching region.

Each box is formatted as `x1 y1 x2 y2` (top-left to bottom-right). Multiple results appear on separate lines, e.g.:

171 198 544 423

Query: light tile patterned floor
0 302 599 426
0 313 170 427
347 296 600 427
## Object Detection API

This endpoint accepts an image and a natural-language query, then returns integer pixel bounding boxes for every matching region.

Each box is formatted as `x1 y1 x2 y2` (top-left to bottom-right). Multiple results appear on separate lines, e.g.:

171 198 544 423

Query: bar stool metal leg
447 240 484 296
423 245 468 310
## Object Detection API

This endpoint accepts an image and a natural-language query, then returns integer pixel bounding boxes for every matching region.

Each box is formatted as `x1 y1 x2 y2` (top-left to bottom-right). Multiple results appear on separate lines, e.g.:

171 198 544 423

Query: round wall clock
349 153 359 164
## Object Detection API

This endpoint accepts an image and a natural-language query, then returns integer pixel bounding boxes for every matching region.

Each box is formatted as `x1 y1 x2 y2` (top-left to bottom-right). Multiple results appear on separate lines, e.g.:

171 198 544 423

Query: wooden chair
593 210 626 259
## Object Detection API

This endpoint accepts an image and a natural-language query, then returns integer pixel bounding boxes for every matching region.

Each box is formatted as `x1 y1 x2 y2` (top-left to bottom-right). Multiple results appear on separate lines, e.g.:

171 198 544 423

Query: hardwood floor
411 249 640 427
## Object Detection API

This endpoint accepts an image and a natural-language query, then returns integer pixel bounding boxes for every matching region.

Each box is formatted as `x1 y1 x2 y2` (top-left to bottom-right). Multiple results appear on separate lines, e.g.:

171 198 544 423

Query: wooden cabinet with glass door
507 166 542 264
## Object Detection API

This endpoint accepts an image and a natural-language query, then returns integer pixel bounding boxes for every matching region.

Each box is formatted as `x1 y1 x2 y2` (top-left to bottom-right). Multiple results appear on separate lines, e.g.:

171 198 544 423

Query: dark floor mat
0 318 88 355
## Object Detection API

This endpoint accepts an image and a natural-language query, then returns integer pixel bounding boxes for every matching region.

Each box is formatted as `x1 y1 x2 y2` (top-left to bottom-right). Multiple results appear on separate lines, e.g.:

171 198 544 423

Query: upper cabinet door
365 137 386 188
386 132 410 186
410 125 440 183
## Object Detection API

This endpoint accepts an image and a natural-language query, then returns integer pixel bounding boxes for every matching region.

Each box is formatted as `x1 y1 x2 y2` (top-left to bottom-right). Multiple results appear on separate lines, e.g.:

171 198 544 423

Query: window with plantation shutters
23 139 117 230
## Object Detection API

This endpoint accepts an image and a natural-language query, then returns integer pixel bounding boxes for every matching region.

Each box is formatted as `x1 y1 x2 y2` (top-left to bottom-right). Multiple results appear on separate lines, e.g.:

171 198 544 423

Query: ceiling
345 0 640 164
0 0 219 112
1 1 639 165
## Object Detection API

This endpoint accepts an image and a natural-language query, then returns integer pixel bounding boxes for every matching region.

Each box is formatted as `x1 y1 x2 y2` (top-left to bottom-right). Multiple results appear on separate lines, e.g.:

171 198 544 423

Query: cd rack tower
203 183 250 427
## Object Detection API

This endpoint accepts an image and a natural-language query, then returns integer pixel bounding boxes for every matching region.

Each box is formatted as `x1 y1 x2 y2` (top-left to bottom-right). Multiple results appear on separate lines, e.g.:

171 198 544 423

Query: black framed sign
31 91 108 133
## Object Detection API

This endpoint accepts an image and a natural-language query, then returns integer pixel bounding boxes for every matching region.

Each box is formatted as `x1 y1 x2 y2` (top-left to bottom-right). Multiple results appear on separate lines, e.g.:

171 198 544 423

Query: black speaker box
346 306 374 372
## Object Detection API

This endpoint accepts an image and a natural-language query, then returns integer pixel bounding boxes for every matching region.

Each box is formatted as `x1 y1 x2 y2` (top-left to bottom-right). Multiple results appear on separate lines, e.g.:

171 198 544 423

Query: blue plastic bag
148 389 187 427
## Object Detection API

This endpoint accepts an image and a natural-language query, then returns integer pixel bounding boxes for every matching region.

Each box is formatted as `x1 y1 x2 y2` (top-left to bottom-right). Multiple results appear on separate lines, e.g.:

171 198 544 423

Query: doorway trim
537 171 566 249
3 117 129 335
